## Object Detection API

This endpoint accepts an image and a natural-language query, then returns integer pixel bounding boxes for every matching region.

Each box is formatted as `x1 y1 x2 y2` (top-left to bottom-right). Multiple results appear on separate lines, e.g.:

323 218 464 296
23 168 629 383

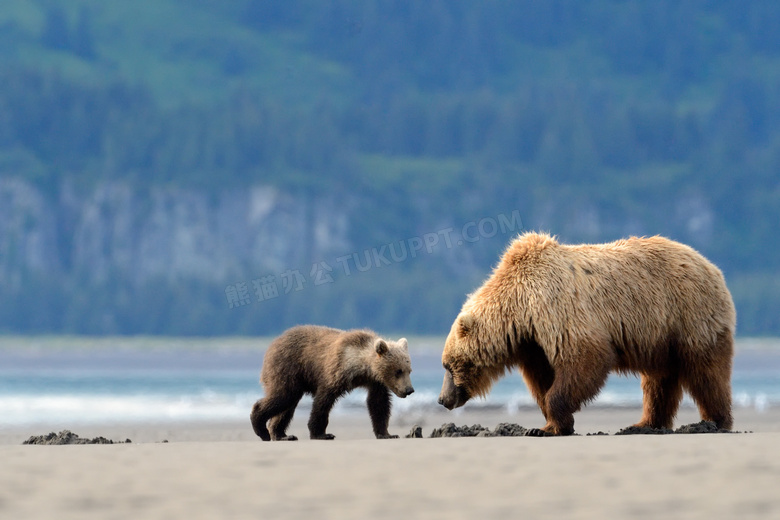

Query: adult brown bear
438 232 736 435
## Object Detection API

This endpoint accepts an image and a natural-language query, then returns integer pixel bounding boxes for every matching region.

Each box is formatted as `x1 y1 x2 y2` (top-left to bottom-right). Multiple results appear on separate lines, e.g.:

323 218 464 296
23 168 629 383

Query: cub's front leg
308 391 338 440
367 384 397 439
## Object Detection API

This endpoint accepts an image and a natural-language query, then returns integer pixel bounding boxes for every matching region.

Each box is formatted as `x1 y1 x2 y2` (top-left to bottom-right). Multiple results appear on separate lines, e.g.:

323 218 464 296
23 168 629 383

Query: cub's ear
397 338 408 351
375 339 388 355
457 313 476 338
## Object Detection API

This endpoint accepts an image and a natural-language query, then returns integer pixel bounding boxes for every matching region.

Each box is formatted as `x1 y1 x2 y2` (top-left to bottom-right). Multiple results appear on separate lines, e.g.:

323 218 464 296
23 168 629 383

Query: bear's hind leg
682 353 733 430
681 332 734 430
269 392 302 441
250 393 300 441
685 377 733 431
634 371 682 430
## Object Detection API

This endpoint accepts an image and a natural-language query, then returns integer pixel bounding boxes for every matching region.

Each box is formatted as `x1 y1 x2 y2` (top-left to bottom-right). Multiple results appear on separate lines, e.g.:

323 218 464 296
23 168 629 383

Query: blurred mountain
1 1 779 335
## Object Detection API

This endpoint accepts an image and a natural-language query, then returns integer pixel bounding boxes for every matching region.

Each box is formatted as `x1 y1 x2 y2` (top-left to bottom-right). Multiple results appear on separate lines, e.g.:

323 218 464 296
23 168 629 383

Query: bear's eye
395 369 403 378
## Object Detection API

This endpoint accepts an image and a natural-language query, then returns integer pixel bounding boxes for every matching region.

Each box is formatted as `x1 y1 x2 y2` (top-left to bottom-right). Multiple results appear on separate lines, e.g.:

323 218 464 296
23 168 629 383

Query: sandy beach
1 406 779 520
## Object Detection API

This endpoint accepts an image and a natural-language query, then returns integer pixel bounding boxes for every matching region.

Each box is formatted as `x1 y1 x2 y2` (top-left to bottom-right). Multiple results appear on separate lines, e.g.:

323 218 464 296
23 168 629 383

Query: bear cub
250 325 414 441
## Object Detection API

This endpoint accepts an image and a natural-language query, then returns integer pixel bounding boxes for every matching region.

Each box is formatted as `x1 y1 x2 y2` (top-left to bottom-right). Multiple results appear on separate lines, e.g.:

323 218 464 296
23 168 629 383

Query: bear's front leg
367 384 397 439
308 392 338 440
542 355 611 435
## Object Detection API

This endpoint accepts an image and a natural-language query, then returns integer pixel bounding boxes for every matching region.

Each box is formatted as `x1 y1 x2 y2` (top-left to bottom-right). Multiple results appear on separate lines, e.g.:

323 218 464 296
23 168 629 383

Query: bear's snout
438 386 458 410
394 386 414 398
438 370 468 410
438 393 458 410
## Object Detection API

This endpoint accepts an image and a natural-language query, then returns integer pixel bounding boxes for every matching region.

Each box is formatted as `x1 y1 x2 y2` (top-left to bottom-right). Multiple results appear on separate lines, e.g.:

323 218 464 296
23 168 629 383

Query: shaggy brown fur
439 232 736 435
250 325 414 441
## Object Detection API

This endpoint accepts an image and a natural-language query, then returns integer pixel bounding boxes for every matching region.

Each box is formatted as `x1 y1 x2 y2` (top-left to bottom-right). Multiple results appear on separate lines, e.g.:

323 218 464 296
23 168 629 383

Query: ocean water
1 336 779 428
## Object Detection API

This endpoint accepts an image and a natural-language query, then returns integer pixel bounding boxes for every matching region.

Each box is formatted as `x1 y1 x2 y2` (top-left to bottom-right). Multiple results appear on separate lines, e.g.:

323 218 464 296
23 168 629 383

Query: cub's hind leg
268 392 303 441
250 391 301 441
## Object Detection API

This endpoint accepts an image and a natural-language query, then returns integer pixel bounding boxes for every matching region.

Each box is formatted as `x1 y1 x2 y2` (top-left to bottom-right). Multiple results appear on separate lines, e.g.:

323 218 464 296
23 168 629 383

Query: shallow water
0 336 778 427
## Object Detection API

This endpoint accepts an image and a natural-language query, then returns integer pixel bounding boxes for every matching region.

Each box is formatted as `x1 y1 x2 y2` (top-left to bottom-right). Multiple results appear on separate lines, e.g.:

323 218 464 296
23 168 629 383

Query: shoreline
2 405 778 445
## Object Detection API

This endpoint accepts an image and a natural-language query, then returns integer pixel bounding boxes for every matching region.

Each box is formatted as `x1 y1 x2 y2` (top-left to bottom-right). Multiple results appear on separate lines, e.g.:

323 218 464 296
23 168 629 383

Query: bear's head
439 312 503 409
372 337 414 398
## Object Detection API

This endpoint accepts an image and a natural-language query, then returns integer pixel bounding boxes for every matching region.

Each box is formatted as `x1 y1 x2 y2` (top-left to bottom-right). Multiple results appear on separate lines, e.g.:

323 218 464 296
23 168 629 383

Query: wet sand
1 406 779 519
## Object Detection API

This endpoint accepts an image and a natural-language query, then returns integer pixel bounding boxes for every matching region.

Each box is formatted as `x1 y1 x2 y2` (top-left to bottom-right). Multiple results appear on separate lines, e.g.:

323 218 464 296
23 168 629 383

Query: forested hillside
1 1 779 335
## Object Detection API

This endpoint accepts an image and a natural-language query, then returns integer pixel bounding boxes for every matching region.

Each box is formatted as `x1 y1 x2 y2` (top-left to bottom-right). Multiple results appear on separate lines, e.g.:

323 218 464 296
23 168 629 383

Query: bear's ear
397 338 408 351
457 313 476 338
374 339 388 355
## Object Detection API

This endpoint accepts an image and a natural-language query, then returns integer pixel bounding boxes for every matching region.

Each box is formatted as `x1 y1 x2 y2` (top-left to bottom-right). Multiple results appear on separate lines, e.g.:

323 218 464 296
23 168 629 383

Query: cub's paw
311 433 336 440
376 434 400 439
275 435 298 441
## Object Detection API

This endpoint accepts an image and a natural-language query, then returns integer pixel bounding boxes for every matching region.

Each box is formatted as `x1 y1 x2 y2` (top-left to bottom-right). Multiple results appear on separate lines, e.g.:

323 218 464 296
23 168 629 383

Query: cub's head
438 312 498 410
372 337 414 398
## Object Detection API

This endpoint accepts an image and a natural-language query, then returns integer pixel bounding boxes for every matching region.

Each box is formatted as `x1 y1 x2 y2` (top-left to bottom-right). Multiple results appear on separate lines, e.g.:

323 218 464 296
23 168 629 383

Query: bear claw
524 428 554 437
311 433 336 440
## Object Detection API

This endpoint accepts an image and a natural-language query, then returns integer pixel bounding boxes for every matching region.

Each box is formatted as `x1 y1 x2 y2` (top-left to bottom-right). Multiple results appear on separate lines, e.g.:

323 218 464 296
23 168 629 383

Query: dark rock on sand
615 425 675 435
23 430 132 445
491 423 531 437
616 421 736 435
405 425 423 438
430 423 491 438
430 422 550 438
674 420 732 434
428 421 744 438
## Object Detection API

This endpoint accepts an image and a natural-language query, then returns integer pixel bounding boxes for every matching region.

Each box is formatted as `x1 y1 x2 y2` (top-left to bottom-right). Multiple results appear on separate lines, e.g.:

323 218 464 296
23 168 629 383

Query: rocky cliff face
0 178 351 287
0 176 717 288
0 176 748 335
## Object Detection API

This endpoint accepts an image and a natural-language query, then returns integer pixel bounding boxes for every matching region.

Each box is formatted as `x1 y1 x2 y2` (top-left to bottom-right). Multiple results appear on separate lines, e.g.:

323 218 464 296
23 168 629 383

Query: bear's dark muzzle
438 395 458 410
438 370 470 410
439 369 464 409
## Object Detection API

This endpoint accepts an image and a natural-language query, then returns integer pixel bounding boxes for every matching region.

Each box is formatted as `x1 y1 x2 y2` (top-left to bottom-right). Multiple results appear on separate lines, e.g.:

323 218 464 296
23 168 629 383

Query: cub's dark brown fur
250 325 413 441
